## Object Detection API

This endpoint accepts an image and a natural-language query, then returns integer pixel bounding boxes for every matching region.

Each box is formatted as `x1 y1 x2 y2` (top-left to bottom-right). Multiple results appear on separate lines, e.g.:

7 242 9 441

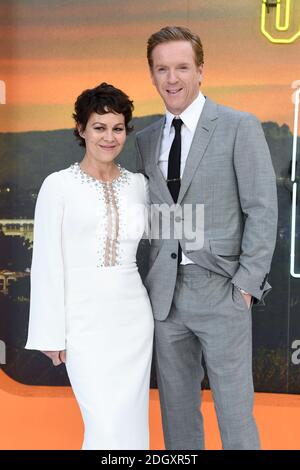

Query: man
135 26 278 450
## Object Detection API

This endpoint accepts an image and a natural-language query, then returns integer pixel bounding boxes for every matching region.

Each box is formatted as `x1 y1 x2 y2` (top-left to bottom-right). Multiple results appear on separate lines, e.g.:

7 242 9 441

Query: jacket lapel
145 98 219 205
147 117 174 205
177 97 218 204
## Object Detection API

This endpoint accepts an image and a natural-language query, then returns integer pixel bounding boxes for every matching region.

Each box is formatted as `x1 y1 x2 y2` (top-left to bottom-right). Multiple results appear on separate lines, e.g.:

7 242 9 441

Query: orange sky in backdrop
0 0 299 132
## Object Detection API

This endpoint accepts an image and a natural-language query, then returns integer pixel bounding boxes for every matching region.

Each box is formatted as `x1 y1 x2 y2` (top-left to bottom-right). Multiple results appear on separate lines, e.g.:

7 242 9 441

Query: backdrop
0 0 299 398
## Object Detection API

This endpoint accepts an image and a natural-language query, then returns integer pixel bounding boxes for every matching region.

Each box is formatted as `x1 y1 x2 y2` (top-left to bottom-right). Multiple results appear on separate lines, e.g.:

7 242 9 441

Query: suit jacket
135 97 278 321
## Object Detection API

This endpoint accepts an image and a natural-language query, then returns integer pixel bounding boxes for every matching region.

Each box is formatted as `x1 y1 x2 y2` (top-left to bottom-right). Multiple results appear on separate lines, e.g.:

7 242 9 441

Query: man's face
150 40 203 115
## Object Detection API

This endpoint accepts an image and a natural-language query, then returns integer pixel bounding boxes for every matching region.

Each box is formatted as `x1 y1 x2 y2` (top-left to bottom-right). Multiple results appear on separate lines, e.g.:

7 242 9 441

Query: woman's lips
99 145 116 150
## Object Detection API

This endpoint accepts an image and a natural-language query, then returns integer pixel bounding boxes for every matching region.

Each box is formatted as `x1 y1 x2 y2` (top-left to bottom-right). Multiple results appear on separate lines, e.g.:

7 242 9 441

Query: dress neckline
74 162 123 184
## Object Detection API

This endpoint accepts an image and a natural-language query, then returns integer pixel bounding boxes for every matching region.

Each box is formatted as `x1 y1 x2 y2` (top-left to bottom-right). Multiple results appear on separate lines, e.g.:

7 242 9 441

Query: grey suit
135 97 278 449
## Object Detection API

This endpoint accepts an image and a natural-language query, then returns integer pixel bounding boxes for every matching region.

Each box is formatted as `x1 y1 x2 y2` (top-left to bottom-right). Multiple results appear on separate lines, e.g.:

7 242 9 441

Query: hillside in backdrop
0 117 298 192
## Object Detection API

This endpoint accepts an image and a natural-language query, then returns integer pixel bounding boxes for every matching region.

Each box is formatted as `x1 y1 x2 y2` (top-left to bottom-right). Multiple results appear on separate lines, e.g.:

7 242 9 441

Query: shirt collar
165 91 206 135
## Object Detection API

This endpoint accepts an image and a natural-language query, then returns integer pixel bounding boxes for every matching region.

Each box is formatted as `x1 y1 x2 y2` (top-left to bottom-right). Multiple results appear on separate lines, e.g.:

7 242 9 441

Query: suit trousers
154 264 260 450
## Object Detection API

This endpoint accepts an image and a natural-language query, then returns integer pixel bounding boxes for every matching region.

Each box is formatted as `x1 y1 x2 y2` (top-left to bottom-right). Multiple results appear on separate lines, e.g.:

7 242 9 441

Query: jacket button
171 253 177 259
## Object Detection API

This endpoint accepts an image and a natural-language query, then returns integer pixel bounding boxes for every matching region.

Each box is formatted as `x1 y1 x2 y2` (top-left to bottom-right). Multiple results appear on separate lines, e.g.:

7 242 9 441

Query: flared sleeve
25 172 66 351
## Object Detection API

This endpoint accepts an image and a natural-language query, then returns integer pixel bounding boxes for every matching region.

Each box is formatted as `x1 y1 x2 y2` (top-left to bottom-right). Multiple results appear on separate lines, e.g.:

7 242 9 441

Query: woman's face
79 112 126 163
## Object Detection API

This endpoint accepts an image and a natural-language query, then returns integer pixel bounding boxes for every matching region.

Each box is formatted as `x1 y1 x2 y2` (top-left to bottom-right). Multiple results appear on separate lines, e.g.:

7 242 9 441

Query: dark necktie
167 117 183 263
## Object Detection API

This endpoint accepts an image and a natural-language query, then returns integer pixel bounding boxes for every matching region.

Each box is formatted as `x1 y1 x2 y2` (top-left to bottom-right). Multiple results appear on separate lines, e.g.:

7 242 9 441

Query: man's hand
41 350 66 366
241 292 252 310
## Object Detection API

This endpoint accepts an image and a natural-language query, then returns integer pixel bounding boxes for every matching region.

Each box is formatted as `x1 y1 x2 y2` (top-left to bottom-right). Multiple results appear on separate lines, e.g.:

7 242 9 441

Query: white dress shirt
159 92 206 264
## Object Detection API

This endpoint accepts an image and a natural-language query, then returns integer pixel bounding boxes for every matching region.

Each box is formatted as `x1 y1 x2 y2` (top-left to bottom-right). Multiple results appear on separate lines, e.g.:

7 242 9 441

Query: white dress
25 163 154 450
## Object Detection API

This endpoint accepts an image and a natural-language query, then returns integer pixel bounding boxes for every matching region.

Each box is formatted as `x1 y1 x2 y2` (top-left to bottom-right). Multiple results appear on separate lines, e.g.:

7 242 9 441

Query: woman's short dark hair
72 82 134 147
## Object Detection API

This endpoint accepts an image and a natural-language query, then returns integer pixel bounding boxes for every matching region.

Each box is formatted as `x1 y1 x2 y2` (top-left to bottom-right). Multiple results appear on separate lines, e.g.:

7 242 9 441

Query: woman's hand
41 350 66 366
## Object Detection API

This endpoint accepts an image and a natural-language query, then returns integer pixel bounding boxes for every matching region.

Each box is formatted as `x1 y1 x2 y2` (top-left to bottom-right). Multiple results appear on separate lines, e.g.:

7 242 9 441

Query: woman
25 83 154 450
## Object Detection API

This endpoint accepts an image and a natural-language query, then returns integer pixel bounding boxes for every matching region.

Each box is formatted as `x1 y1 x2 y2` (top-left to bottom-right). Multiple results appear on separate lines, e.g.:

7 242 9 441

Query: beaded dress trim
69 162 130 267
